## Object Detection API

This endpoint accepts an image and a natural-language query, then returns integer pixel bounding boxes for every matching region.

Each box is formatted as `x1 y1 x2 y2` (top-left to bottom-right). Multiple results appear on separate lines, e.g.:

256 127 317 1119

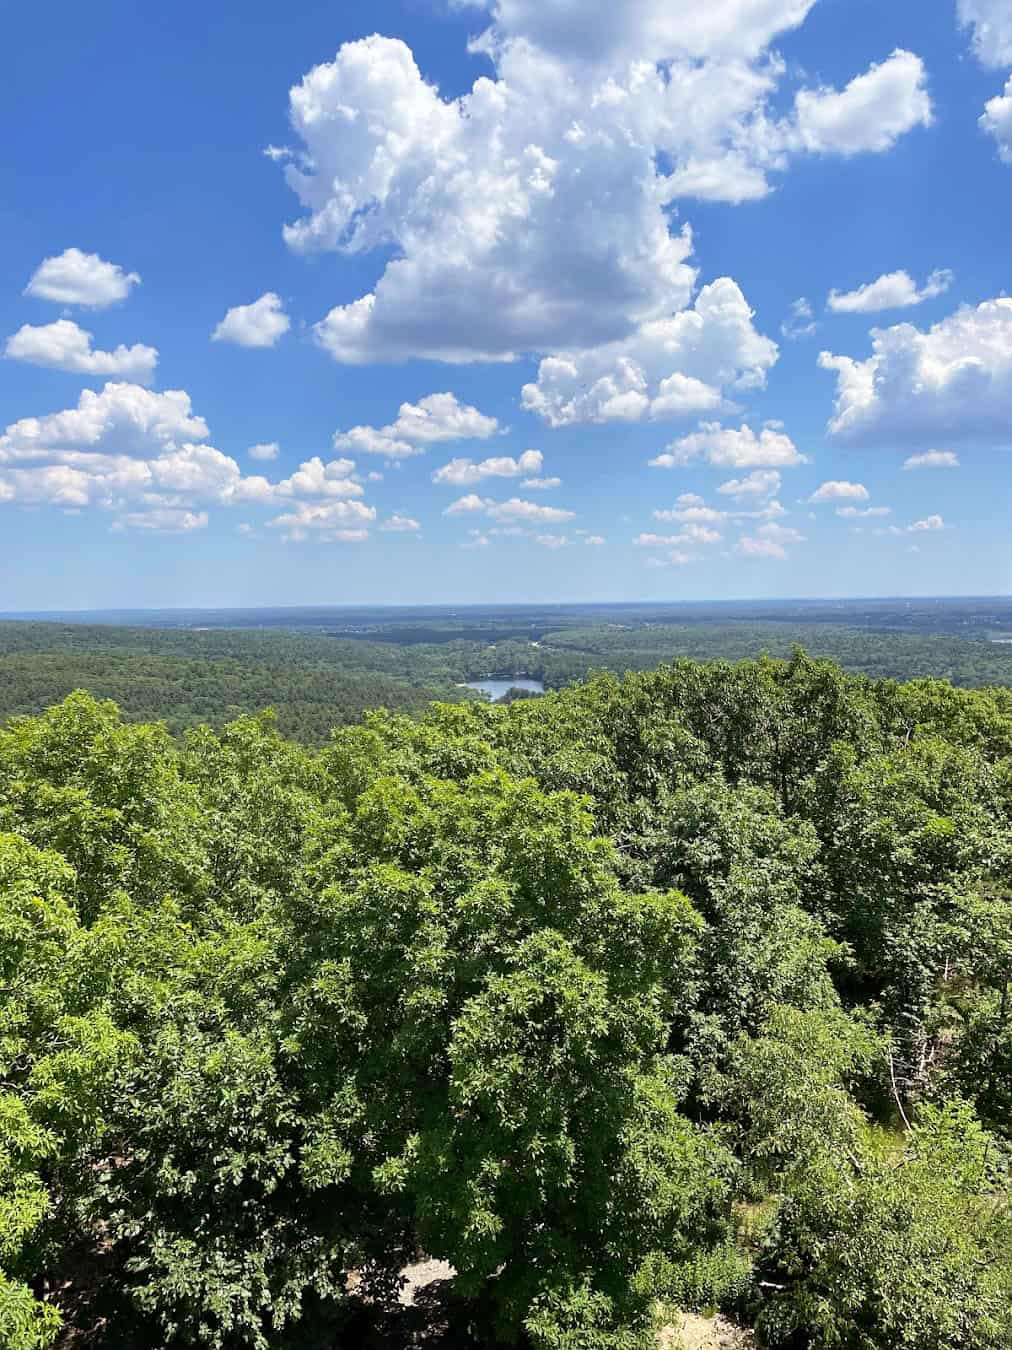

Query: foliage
0 650 1011 1345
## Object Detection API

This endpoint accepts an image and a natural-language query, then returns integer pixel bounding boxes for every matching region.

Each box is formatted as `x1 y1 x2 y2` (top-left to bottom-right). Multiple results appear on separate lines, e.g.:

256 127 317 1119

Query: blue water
464 678 545 701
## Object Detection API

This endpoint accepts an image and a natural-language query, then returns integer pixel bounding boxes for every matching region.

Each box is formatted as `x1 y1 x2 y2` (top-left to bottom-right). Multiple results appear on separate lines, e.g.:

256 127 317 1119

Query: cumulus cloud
271 456 363 499
0 383 208 464
522 279 777 426
651 421 807 469
4 319 158 384
25 248 140 308
887 514 945 535
248 442 281 462
791 50 932 155
584 534 605 545
739 520 805 559
810 480 869 503
381 513 422 532
718 468 781 499
0 381 377 534
535 533 568 549
275 14 929 366
336 393 501 460
212 293 290 348
959 0 1012 68
522 476 561 490
444 494 574 524
820 298 1012 447
903 450 960 470
981 77 1012 162
266 499 375 542
827 269 953 314
433 449 542 485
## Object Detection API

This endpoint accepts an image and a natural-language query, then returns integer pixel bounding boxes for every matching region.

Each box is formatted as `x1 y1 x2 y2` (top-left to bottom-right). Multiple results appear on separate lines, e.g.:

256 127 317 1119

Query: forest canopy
2 651 1012 1347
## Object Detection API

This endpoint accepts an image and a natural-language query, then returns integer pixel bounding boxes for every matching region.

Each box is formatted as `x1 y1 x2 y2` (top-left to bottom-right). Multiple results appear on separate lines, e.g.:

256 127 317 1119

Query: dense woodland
3 617 1012 741
3 651 1012 1347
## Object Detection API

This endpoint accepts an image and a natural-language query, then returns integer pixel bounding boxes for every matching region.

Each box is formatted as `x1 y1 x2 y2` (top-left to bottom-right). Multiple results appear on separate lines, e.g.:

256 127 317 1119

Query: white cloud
489 497 574 524
653 494 727 525
651 421 806 469
432 449 540 486
522 279 776 426
791 50 932 156
25 248 140 308
903 450 960 470
646 548 699 567
886 514 945 535
584 534 605 545
271 456 363 499
0 382 380 534
337 393 501 461
444 493 574 524
276 15 928 367
113 508 208 534
781 298 817 340
249 441 281 462
739 520 804 559
837 505 891 518
521 476 561 490
959 0 1012 68
535 533 567 549
810 480 869 503
386 392 500 443
266 499 376 542
4 319 158 384
458 0 819 66
718 468 781 499
0 383 208 464
820 297 1012 447
981 76 1012 162
212 293 290 348
828 269 953 314
381 513 422 532
333 426 418 460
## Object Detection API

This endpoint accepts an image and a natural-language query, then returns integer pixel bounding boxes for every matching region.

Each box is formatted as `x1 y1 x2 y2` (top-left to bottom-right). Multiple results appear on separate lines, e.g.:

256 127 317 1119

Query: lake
464 678 545 701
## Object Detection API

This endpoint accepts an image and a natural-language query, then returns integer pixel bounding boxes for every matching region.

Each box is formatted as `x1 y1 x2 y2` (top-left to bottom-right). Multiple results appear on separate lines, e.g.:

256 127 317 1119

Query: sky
2 0 1011 609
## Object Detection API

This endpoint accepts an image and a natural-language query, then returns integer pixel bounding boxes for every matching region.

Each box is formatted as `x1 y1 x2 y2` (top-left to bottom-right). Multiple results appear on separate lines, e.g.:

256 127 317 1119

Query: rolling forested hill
4 608 1012 741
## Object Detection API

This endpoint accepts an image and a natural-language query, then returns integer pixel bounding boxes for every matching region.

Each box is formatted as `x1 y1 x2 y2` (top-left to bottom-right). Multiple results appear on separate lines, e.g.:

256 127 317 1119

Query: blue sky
2 0 1011 608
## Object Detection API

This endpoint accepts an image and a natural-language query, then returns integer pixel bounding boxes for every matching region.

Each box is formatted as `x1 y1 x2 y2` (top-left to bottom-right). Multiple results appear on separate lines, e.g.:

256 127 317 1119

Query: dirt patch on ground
659 1311 757 1349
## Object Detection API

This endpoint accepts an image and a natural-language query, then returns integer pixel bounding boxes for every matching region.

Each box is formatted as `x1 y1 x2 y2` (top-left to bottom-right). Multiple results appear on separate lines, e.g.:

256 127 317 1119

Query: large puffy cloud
791 50 932 155
457 0 819 65
212 293 290 348
4 320 158 384
819 298 1012 447
522 279 776 426
959 0 1012 68
0 382 375 533
276 17 931 365
650 421 807 469
25 248 140 308
0 383 208 464
827 269 953 314
335 393 501 459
